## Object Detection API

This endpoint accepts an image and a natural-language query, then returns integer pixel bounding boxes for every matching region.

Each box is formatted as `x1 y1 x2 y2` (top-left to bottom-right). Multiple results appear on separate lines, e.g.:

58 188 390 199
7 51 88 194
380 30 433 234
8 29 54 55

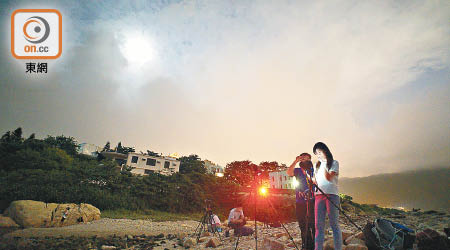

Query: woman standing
313 142 342 250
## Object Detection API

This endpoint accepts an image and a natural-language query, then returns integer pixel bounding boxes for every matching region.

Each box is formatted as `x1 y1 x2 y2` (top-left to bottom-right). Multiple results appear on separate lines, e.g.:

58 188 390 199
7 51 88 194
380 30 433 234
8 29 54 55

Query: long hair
313 142 334 170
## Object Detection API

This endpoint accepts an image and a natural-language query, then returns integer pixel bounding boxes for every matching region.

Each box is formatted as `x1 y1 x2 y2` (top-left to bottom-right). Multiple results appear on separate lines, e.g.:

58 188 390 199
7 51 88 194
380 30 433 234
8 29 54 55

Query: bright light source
216 172 224 177
258 187 268 196
293 178 299 188
120 32 155 66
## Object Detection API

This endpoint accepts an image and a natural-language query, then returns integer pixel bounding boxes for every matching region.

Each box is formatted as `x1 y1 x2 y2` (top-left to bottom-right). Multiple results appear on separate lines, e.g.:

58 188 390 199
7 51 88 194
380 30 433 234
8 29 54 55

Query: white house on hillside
125 152 180 176
269 170 295 189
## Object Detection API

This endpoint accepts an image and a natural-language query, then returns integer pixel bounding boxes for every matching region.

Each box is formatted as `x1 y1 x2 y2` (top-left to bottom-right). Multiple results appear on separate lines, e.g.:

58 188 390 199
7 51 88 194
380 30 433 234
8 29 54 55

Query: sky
0 0 449 177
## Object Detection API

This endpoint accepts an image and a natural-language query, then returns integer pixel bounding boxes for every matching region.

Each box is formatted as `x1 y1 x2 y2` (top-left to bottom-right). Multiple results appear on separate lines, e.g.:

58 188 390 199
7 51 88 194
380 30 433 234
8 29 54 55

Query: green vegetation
0 127 240 216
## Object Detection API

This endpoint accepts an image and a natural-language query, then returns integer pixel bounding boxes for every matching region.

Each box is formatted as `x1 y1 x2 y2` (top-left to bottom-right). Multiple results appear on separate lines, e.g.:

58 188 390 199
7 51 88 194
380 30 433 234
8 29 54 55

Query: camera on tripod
204 199 212 212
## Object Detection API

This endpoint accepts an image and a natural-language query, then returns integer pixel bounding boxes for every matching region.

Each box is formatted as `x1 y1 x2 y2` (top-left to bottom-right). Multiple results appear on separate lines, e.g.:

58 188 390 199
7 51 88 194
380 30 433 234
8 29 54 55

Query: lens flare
258 187 267 196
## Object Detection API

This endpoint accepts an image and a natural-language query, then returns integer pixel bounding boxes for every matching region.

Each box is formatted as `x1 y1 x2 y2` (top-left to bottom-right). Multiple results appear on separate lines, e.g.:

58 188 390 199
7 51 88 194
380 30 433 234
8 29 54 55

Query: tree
43 135 79 155
224 160 259 186
12 128 23 142
116 142 123 153
27 133 35 140
224 160 286 187
103 141 110 152
113 141 135 154
1 127 23 143
179 154 206 174
258 161 285 187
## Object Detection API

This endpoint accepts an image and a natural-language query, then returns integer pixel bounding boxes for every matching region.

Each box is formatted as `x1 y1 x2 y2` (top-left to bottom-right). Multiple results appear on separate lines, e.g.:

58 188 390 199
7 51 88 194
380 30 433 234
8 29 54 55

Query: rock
354 231 365 240
201 231 211 237
262 237 285 250
176 231 187 240
183 237 195 248
287 240 302 248
101 246 117 250
5 200 55 228
279 236 289 242
324 238 334 250
341 230 353 241
5 200 100 228
198 237 208 243
344 244 368 250
0 215 19 228
205 237 221 248
275 232 288 238
345 236 365 246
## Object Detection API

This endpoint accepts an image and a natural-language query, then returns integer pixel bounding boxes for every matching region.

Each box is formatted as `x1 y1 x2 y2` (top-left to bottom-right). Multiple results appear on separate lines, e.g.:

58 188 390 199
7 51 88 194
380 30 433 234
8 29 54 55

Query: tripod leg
192 213 204 238
266 199 300 250
196 213 208 243
234 232 241 250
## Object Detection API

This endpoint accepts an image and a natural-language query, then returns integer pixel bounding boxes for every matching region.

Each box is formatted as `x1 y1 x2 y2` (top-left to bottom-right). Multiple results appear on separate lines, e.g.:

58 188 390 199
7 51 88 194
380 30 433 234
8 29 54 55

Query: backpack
363 218 415 250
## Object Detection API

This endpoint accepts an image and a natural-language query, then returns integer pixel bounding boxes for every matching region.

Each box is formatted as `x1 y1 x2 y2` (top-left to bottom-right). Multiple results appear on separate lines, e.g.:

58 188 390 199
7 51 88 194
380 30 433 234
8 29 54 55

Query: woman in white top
313 142 342 250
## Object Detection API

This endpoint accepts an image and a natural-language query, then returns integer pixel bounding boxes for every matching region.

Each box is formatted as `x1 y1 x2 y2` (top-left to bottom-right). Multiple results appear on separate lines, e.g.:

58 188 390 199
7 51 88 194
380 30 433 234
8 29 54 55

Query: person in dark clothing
287 153 315 250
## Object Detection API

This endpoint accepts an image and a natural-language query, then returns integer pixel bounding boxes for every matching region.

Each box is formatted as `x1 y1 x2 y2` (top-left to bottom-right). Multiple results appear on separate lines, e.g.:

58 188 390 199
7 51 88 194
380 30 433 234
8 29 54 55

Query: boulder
5 200 100 228
205 237 221 248
344 244 368 250
0 215 19 228
262 237 285 250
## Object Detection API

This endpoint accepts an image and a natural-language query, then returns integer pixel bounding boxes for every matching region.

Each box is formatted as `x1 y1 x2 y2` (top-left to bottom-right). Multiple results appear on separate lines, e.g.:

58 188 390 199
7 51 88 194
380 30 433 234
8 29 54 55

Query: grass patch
101 208 204 221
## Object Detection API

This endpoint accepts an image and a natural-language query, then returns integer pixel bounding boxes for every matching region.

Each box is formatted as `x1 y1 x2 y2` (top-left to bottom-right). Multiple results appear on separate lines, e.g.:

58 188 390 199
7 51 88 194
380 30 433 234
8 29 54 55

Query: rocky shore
0 209 449 250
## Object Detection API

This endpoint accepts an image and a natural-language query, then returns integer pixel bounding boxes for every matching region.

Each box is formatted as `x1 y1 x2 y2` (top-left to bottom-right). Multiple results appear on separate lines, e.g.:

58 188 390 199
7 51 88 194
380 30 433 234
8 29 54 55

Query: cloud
0 0 449 177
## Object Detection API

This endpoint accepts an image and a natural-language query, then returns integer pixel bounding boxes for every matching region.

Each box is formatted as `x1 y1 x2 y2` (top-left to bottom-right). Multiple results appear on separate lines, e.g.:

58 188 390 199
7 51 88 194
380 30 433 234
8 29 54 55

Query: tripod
299 167 315 250
304 171 363 232
192 202 222 243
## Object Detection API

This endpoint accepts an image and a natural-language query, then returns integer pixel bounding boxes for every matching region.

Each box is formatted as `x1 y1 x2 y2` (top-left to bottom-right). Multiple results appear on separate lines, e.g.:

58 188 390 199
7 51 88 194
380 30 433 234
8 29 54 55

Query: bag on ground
363 218 415 250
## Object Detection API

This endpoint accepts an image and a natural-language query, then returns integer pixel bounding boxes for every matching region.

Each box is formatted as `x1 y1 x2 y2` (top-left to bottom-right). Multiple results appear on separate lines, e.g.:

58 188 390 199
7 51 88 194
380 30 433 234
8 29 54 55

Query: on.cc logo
23 16 50 44
11 9 62 59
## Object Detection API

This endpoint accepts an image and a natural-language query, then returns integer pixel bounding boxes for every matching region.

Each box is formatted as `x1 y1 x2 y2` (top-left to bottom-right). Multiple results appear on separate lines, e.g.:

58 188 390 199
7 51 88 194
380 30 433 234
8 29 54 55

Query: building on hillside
269 170 295 189
125 152 180 176
78 143 102 157
204 159 224 177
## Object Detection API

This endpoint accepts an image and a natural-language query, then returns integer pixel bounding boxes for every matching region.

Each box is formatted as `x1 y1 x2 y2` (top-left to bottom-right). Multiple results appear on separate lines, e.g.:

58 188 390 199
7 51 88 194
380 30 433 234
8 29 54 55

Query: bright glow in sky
119 32 156 67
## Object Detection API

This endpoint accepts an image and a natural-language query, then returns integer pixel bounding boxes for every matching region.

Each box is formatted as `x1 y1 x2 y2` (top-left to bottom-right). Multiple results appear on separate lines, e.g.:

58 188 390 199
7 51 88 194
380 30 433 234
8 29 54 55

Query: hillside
340 167 450 212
